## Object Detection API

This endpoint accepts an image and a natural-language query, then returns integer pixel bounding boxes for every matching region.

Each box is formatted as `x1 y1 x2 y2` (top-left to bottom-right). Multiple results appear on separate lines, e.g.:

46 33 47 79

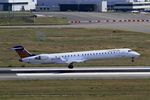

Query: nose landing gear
132 57 135 62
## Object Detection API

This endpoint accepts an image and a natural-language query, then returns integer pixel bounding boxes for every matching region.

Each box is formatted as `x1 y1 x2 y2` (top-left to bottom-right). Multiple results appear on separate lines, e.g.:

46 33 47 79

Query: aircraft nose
134 52 140 57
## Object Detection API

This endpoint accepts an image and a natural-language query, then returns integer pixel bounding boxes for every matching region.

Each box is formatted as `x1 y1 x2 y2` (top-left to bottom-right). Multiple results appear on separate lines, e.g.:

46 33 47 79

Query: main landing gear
68 63 74 69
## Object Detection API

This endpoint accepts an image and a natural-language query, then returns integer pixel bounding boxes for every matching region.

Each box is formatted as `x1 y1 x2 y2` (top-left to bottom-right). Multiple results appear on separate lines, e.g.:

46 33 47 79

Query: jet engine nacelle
34 55 49 60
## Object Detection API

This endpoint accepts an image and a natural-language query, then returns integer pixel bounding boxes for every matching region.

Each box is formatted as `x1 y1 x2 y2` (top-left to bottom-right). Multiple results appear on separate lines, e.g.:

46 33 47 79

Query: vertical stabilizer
12 46 33 58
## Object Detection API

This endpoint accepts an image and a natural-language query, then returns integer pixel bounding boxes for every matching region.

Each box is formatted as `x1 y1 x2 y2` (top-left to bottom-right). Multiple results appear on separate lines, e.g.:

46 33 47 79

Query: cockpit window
128 50 132 52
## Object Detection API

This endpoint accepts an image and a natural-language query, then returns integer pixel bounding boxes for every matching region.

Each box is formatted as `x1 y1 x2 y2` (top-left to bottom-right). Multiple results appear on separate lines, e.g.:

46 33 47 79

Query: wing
51 57 87 64
51 57 67 63
66 59 87 64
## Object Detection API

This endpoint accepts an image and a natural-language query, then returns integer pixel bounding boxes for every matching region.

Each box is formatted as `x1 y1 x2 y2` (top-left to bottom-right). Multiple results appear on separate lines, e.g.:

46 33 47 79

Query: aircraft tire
68 64 74 69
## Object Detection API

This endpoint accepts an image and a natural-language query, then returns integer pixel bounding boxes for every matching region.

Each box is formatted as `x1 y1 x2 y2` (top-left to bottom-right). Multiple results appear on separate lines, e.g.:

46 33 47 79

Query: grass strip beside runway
0 12 68 25
0 28 149 67
0 80 150 100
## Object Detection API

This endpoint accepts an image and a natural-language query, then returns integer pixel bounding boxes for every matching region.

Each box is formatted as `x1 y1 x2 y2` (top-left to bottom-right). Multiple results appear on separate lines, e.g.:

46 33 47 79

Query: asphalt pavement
0 22 150 34
0 66 150 80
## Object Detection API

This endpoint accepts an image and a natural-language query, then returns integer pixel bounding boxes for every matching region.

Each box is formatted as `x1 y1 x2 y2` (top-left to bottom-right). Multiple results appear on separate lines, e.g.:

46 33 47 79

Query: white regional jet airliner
12 46 140 69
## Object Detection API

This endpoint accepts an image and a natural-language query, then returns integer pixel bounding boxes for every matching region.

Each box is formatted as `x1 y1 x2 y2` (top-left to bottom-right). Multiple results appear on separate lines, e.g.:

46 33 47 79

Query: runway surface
1 12 150 34
0 66 150 80
0 21 150 34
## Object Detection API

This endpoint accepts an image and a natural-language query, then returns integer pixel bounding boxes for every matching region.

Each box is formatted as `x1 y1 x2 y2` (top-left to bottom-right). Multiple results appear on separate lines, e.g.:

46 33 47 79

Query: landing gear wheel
68 63 74 69
132 57 134 62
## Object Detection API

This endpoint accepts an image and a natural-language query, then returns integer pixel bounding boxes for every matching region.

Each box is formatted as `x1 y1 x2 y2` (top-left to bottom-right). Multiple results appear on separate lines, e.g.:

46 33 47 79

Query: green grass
0 28 149 67
0 79 150 100
0 12 68 25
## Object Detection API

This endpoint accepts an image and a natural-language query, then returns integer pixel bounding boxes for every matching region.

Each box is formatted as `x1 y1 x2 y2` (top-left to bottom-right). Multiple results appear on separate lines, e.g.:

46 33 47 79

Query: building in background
37 0 110 12
100 0 107 12
37 0 150 12
0 0 37 11
1 0 149 12
113 1 150 12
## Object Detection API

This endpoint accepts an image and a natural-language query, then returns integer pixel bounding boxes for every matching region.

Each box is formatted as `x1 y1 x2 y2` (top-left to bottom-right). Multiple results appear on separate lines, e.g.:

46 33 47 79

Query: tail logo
12 46 33 58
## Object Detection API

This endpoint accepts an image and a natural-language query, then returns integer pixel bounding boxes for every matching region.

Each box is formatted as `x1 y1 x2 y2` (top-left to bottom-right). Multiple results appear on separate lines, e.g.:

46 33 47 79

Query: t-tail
12 46 34 58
